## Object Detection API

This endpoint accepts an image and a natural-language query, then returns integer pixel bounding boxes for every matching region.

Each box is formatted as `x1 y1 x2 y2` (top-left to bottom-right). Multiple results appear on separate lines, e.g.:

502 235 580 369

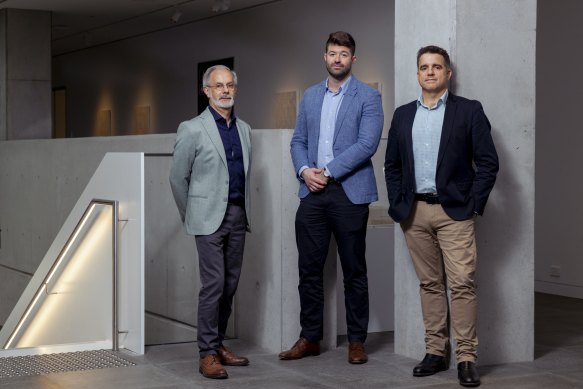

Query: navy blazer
290 77 384 204
384 93 499 222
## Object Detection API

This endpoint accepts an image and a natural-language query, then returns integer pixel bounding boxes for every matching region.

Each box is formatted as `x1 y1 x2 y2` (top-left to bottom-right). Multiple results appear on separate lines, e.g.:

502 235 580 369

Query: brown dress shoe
278 337 320 360
217 345 249 366
348 341 368 364
199 354 228 379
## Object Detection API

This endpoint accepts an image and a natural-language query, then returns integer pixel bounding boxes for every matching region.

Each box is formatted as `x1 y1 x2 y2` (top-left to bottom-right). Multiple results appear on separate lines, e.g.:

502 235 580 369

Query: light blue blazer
290 77 384 204
170 108 251 236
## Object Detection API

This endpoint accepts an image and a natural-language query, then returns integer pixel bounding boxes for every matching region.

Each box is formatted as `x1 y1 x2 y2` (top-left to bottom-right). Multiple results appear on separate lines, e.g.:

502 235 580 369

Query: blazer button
223 198 227 202
225 180 229 185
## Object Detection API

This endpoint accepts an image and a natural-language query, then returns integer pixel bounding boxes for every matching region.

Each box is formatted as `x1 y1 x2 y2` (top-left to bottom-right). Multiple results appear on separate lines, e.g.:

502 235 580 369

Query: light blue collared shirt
298 77 351 179
412 90 448 193
315 77 351 177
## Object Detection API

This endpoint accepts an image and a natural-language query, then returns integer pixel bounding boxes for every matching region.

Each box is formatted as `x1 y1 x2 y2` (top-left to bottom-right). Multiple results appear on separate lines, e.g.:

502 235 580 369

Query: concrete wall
52 0 394 139
235 130 305 351
0 130 394 351
394 0 536 365
0 9 52 140
0 136 179 333
535 0 583 299
0 10 5 140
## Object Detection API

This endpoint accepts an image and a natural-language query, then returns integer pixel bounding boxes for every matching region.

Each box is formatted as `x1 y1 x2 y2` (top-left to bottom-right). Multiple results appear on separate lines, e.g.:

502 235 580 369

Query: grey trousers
195 204 246 357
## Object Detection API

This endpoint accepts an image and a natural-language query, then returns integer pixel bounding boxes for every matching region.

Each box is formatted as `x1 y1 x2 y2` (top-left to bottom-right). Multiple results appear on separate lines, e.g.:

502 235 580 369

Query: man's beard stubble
326 63 351 81
212 95 235 109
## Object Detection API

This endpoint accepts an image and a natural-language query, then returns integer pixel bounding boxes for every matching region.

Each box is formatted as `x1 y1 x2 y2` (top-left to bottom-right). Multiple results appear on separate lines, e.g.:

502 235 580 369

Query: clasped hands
302 168 330 193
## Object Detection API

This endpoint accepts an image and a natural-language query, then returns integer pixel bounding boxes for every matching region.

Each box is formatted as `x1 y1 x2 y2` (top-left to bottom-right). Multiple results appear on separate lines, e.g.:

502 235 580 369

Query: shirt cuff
298 165 309 180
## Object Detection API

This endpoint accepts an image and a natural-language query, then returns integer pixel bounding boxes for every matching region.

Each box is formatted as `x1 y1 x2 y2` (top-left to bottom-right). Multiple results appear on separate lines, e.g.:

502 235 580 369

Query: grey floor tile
140 342 197 365
4 292 583 389
479 372 583 388
478 360 541 378
0 375 62 389
532 346 583 371
41 365 189 389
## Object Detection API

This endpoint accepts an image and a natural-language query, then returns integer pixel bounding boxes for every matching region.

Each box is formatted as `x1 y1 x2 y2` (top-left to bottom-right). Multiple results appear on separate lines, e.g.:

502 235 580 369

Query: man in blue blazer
385 46 498 387
170 65 251 379
280 31 383 364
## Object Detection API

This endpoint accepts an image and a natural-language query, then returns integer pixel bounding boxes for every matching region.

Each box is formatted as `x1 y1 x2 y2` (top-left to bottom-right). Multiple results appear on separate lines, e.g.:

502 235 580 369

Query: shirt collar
417 89 449 109
326 75 352 95
208 105 236 123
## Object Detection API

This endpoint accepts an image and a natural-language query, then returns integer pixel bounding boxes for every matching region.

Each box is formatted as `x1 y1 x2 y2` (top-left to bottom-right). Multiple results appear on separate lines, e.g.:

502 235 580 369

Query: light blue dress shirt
298 77 351 179
412 90 448 193
317 77 351 177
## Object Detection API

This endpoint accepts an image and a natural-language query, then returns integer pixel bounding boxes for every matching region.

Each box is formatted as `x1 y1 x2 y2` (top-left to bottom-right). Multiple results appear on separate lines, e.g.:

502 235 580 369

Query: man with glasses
281 31 384 364
170 65 251 379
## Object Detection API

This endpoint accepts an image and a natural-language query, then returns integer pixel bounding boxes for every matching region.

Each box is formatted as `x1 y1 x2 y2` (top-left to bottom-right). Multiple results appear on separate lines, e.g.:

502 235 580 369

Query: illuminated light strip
3 202 102 349
5 285 47 349
45 204 97 285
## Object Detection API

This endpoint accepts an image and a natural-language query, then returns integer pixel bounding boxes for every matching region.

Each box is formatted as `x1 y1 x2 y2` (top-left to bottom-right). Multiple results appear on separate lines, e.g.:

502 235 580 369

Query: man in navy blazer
280 31 383 364
385 46 498 387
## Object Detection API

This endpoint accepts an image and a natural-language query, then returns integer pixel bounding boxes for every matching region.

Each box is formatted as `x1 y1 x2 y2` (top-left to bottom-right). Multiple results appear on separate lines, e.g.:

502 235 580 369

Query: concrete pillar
0 9 51 140
394 0 536 365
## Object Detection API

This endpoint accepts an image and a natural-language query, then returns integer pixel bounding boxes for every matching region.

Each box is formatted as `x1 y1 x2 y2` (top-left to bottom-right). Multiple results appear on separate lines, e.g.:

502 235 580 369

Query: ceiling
0 0 278 55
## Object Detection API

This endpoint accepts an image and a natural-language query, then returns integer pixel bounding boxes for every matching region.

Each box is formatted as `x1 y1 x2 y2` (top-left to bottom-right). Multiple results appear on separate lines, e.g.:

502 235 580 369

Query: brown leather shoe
348 341 368 364
278 337 320 360
199 354 228 379
217 345 249 366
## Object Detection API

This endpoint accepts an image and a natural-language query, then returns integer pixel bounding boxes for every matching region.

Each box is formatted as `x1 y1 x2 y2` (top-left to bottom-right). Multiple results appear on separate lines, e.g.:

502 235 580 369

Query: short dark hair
417 45 451 69
325 31 356 55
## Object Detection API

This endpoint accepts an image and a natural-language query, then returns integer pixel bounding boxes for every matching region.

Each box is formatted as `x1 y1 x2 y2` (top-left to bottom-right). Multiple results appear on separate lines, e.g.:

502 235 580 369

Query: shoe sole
413 367 448 377
348 359 368 364
459 381 480 387
199 368 228 379
221 361 250 366
279 351 320 360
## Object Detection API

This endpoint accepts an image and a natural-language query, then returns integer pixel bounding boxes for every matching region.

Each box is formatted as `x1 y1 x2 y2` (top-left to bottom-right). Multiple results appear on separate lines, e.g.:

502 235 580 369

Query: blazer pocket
188 194 208 199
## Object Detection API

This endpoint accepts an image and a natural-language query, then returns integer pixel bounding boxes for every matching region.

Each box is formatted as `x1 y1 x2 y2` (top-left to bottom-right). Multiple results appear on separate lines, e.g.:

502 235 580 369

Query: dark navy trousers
295 182 370 343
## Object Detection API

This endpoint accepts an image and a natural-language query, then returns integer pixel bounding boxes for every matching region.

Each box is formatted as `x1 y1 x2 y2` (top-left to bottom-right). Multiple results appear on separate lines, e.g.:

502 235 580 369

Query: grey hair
202 65 237 87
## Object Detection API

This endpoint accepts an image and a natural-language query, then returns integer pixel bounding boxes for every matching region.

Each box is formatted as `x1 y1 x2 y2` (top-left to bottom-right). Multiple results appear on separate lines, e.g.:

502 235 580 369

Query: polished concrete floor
2 292 583 388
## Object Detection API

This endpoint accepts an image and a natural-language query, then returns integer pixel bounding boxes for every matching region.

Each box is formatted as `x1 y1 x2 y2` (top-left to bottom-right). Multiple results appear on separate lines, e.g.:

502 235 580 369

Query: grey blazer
169 107 251 236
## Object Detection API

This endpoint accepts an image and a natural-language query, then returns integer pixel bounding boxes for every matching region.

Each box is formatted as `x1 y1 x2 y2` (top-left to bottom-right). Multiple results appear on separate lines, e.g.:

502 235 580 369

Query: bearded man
280 31 384 364
170 65 252 379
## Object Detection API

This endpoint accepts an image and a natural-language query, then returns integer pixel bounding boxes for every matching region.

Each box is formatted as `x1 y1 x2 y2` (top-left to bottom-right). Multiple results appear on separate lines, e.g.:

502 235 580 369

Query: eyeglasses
206 83 236 91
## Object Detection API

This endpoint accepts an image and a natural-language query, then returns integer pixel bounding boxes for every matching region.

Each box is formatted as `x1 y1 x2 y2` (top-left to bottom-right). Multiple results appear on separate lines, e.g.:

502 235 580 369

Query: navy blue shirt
208 106 245 206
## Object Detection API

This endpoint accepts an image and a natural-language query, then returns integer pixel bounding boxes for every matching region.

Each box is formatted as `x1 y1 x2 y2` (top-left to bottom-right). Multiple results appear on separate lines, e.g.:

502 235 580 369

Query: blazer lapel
200 108 228 168
312 82 326 146
437 94 456 170
404 102 417 177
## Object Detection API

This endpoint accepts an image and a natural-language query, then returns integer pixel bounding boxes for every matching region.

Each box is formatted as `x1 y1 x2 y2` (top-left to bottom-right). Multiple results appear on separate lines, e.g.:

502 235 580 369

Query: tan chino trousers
401 200 478 363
